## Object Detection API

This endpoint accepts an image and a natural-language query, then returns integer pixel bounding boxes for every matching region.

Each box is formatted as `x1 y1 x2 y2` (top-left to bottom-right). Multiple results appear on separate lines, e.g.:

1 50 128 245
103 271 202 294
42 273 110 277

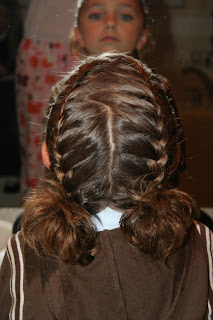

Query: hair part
23 53 199 265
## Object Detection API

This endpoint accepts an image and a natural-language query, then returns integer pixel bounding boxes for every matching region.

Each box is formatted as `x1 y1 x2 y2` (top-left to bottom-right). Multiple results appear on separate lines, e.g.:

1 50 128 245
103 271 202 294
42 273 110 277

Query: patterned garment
16 38 71 199
0 222 212 319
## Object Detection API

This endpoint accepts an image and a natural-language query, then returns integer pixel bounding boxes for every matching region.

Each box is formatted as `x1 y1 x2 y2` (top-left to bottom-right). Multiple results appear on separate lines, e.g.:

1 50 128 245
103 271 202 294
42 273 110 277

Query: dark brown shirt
0 222 212 319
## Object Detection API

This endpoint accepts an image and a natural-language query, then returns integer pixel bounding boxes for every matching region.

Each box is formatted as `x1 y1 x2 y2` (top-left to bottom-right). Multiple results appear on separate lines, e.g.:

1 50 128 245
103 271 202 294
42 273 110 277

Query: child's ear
41 142 51 169
74 26 85 48
136 28 150 51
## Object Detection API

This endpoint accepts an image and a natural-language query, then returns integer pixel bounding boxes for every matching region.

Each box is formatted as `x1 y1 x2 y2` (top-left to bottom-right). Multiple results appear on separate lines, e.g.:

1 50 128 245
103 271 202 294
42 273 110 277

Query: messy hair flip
22 53 199 265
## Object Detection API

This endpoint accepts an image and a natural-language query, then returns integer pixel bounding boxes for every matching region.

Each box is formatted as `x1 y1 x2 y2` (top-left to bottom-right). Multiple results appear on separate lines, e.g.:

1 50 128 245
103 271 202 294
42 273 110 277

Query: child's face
75 0 149 54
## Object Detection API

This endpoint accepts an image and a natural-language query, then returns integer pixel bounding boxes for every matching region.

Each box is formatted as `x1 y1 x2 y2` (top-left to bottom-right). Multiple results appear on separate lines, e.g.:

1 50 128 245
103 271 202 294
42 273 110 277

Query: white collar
91 207 123 232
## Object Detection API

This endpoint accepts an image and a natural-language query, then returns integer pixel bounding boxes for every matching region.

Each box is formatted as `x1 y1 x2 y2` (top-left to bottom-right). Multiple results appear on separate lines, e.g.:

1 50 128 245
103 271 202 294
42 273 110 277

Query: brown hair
22 53 199 265
69 0 154 59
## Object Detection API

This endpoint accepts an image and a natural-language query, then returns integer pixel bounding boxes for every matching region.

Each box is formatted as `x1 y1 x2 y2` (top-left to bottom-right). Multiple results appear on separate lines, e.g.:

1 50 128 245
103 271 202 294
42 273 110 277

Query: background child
0 53 212 318
70 0 151 59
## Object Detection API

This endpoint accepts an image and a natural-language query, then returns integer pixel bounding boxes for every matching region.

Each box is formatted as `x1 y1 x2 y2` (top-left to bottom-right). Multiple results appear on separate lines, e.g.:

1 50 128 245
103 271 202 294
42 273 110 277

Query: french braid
119 61 199 261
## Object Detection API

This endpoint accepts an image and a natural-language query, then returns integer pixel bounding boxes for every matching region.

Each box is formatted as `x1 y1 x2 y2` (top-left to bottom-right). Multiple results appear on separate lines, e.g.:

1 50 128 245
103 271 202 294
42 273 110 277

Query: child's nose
105 13 117 30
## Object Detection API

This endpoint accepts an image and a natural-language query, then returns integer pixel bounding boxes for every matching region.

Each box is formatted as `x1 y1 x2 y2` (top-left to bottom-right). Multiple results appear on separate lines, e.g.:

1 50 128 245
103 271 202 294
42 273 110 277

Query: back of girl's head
46 53 179 211
23 53 199 265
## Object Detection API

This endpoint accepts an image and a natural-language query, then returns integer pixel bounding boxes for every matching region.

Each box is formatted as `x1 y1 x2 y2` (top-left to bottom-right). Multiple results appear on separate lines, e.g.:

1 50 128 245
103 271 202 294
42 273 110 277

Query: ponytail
120 188 199 261
22 179 99 265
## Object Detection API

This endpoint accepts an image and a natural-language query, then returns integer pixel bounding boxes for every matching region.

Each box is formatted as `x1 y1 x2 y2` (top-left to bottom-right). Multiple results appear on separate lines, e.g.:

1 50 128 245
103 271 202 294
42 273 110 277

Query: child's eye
88 13 102 21
120 14 133 22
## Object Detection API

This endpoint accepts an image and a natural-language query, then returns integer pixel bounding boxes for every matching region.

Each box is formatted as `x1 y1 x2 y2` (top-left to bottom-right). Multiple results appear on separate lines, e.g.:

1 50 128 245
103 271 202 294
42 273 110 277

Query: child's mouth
101 36 120 42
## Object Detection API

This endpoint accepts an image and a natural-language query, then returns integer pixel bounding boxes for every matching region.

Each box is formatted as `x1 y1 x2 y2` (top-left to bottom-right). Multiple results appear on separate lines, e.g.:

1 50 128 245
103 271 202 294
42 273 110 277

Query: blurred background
145 0 213 209
0 0 212 212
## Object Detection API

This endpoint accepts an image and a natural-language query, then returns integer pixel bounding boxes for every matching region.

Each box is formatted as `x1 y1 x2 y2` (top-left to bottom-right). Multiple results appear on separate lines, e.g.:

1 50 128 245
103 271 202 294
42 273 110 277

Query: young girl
70 0 151 59
0 53 212 319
